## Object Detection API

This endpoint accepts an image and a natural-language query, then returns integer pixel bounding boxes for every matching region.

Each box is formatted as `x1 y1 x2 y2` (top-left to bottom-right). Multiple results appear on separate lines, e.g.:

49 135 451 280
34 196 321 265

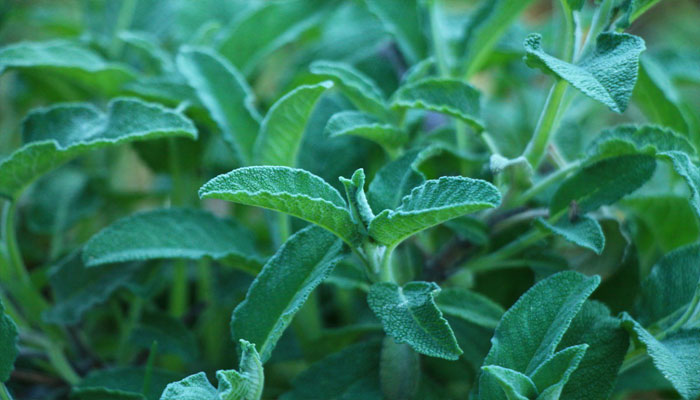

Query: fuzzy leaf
659 151 700 220
435 287 505 329
160 340 264 400
324 110 407 151
530 344 587 399
390 78 484 131
0 98 196 200
587 124 695 162
536 216 605 254
380 338 420 400
479 271 600 400
481 366 537 400
231 226 344 363
177 47 260 165
0 298 18 383
310 60 388 117
254 81 333 166
339 169 375 230
550 154 656 215
368 281 462 360
364 0 427 63
199 166 358 244
82 208 260 271
368 176 501 247
524 32 645 112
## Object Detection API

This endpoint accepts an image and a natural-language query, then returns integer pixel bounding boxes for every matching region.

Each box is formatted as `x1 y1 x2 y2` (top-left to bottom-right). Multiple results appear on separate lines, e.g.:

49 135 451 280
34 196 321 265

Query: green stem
108 0 137 58
522 79 569 169
379 246 396 283
578 0 615 60
0 383 12 400
511 160 581 207
428 0 449 76
142 341 158 395
168 139 189 317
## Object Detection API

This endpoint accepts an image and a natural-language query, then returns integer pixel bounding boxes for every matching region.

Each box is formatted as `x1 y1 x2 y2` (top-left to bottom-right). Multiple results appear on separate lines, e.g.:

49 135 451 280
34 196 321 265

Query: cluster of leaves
0 0 699 399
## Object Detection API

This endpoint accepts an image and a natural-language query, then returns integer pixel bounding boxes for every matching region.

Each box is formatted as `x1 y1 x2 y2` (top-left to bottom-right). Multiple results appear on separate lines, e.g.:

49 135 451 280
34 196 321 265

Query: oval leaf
310 60 388 117
536 216 606 255
324 110 407 152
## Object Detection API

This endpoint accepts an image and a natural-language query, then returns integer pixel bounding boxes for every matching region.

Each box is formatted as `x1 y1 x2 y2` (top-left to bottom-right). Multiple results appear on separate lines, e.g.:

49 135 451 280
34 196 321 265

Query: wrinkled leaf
536 216 605 255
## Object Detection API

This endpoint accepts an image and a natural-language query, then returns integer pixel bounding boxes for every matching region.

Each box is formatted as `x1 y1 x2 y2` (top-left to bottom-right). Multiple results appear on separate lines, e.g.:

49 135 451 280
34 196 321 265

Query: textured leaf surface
481 366 536 400
0 299 18 383
324 110 407 151
231 226 344 363
254 81 332 166
530 344 587 399
310 60 387 117
660 151 700 220
536 216 605 254
479 271 600 399
368 176 500 247
177 47 260 164
391 78 484 130
524 33 645 112
160 340 263 400
0 98 196 200
587 124 695 162
281 340 382 400
550 154 656 215
435 287 505 329
199 166 358 243
339 169 374 230
368 281 462 360
622 315 700 400
83 208 260 269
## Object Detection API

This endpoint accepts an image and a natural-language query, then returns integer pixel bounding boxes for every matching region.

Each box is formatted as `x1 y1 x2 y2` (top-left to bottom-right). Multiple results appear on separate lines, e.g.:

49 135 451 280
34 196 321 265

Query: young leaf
364 0 427 63
380 338 420 400
550 154 656 215
480 366 537 400
435 287 505 329
479 271 600 399
281 340 383 400
82 208 261 271
231 226 345 363
199 166 358 244
535 216 605 255
366 147 434 213
368 281 463 360
339 169 375 230
0 298 18 383
586 124 695 162
254 81 333 166
310 60 388 117
176 47 260 165
524 32 645 113
324 110 407 152
390 78 484 131
368 176 501 247
0 98 197 200
530 344 588 399
621 315 700 400
160 340 264 400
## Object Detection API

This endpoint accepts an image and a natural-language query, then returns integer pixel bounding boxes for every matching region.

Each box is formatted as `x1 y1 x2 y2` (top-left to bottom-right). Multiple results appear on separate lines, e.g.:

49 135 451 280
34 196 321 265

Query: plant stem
168 139 189 317
109 0 137 58
428 0 449 76
379 246 396 283
511 160 581 207
0 384 12 400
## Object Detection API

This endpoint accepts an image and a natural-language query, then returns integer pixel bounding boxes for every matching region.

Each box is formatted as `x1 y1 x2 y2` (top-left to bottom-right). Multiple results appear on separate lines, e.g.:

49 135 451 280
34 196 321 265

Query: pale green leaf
0 298 18 383
550 154 656 215
324 111 407 152
339 169 375 230
176 47 260 165
254 81 333 166
480 366 537 400
364 0 427 63
0 98 197 200
479 271 600 400
368 281 462 360
524 32 645 113
634 58 689 134
587 124 695 162
199 166 358 244
379 338 420 400
368 176 501 247
310 60 388 117
231 226 344 363
530 344 587 399
435 287 505 329
536 216 605 255
82 208 260 271
390 78 484 131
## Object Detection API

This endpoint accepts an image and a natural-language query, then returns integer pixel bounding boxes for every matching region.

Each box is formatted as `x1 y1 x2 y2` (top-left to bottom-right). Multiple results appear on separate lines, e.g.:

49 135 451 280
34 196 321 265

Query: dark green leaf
530 344 587 399
364 0 427 63
587 124 695 162
435 287 505 329
0 298 18 383
380 337 420 400
536 216 605 255
481 366 536 400
634 58 689 134
74 367 180 400
659 151 700 220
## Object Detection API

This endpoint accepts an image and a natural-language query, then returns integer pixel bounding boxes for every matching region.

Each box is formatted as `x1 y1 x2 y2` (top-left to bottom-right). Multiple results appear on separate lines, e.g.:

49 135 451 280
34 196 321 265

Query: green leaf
0 298 18 383
74 367 180 400
160 340 264 400
550 154 656 215
557 301 629 400
364 0 427 63
380 337 420 400
176 47 260 165
587 124 695 162
0 39 135 93
634 58 689 134
479 271 600 399
480 366 537 400
324 111 407 152
390 78 484 131
614 0 665 29
368 281 462 360
310 60 388 117
339 169 375 230
0 98 197 200
368 176 501 247
530 344 587 399
199 166 358 244
621 315 700 400
435 287 505 329
535 216 605 255
82 208 260 271
281 340 383 400
129 311 199 361
659 151 700 220
524 32 645 113
635 243 700 328
231 226 344 363
254 81 333 166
